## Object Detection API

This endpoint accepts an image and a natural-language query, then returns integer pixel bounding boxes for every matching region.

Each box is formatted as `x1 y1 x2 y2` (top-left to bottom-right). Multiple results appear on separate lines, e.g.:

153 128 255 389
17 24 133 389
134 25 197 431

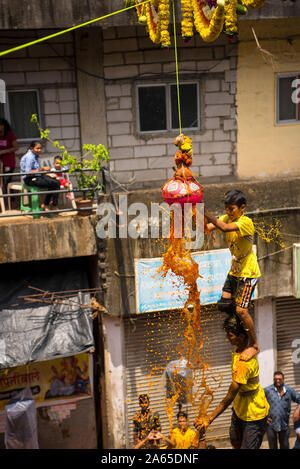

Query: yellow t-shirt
171 427 197 449
219 214 261 278
232 351 269 422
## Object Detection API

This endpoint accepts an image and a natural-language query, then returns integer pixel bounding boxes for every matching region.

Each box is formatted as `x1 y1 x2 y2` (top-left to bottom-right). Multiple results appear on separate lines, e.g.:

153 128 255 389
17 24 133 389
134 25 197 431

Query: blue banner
135 248 232 313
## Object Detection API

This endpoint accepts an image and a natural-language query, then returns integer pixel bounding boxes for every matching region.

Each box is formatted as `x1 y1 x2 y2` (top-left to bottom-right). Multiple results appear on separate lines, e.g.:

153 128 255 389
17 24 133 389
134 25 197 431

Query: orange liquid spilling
158 211 222 448
253 218 285 248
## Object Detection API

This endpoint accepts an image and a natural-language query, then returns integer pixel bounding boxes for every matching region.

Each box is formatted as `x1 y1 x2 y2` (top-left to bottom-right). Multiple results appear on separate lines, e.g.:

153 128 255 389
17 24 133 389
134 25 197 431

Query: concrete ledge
101 175 300 214
0 1 298 30
0 214 97 264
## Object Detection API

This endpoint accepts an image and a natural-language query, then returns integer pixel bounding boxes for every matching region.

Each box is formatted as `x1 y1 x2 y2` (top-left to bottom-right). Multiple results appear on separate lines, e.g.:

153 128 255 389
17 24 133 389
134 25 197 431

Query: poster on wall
135 247 257 313
293 244 300 298
0 352 93 412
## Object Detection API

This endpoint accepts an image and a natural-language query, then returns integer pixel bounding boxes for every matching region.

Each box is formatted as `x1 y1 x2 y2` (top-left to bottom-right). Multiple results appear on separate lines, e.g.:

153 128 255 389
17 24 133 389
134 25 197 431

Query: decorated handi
162 134 203 207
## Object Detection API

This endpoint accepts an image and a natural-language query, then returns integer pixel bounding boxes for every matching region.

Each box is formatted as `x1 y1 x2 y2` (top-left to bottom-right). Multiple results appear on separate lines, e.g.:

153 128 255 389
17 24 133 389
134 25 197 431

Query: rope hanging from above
161 1 203 207
0 0 152 58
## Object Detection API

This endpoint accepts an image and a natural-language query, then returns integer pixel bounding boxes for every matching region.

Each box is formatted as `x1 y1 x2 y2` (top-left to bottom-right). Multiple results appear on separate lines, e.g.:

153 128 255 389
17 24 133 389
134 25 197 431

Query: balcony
0 168 99 264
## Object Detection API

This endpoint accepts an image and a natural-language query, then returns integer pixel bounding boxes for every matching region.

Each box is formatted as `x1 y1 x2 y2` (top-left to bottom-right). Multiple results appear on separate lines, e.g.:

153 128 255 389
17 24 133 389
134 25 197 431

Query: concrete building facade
0 0 300 449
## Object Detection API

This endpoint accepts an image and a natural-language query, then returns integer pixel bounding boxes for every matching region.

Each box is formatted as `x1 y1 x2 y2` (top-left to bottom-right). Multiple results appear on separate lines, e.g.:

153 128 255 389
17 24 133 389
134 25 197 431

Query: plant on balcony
31 114 109 204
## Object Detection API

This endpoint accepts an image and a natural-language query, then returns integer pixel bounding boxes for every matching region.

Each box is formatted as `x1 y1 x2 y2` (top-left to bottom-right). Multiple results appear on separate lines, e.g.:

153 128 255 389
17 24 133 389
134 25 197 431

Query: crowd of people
0 118 74 213
132 394 209 450
133 373 300 450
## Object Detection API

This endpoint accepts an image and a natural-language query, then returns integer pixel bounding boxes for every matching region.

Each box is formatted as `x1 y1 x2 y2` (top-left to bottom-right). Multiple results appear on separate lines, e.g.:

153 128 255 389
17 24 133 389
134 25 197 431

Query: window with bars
0 89 41 141
276 73 300 124
137 82 200 133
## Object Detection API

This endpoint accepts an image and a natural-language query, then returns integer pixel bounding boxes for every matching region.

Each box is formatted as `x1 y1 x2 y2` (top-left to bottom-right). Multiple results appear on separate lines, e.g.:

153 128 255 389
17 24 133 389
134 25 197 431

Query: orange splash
166 389 181 433
253 218 285 248
158 211 221 448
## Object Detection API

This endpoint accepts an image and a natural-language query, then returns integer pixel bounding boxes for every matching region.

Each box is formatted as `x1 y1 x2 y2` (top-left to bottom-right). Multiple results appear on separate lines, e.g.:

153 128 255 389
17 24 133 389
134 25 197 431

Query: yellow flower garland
145 2 160 44
181 0 194 40
224 0 237 35
241 0 266 8
159 0 171 47
135 0 147 24
192 0 225 43
143 0 170 47
132 0 266 45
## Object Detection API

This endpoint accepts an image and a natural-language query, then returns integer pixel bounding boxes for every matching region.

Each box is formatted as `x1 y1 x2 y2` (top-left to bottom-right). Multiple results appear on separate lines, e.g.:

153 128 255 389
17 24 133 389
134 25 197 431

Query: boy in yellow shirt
204 189 260 361
170 411 197 449
195 315 269 449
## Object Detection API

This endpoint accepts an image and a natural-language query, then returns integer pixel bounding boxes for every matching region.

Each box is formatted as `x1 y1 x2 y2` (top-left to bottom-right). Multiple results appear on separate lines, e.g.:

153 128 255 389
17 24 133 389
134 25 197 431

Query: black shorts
222 274 258 309
229 409 267 449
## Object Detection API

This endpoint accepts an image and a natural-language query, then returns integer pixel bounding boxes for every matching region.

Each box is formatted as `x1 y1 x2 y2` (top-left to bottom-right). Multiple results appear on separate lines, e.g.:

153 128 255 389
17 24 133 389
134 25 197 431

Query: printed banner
0 353 92 411
293 244 300 298
135 248 257 313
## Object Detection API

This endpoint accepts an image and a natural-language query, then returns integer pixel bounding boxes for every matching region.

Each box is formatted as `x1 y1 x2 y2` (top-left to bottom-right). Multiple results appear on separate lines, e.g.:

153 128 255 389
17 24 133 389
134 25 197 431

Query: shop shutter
276 296 300 394
124 306 234 448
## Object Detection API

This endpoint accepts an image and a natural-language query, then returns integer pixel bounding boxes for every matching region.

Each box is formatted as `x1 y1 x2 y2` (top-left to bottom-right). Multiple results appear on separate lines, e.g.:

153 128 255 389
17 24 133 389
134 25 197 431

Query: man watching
264 372 300 449
293 404 300 449
132 394 161 448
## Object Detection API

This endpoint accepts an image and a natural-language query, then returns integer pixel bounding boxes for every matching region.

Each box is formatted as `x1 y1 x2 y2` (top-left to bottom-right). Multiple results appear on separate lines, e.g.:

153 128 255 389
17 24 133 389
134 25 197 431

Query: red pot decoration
162 177 203 207
162 134 203 207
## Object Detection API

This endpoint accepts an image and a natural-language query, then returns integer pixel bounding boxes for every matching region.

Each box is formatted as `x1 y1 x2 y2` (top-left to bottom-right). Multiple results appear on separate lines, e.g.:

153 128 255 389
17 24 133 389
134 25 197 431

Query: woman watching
0 118 19 194
20 141 60 211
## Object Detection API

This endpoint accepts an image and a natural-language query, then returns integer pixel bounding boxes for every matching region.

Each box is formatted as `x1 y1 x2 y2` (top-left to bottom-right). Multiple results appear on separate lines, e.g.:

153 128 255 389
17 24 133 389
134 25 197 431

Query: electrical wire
0 0 152 58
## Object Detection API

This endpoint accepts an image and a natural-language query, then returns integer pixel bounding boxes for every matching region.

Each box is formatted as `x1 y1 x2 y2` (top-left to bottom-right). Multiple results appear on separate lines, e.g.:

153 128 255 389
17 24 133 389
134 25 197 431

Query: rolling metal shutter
276 297 300 395
124 306 234 448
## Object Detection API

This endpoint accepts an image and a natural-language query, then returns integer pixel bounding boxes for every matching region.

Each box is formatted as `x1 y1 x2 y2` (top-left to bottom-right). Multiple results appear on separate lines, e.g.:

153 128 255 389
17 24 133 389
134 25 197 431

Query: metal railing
0 168 104 218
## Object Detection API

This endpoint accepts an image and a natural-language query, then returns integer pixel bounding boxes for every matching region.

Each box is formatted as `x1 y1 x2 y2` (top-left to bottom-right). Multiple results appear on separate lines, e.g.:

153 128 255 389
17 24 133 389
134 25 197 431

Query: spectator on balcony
0 118 19 194
50 156 74 201
20 141 60 211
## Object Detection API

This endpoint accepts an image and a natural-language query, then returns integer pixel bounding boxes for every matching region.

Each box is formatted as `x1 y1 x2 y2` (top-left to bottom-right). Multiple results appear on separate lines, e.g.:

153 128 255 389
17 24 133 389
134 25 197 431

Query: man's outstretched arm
194 381 240 431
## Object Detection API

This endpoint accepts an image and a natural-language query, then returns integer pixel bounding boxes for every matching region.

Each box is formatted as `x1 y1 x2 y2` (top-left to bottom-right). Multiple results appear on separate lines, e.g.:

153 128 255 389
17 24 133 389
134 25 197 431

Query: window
137 82 200 133
0 89 41 141
276 73 300 124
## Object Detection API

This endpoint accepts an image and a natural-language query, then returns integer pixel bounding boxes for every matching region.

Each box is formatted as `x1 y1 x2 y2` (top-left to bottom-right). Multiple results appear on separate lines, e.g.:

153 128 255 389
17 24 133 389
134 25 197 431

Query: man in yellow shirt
195 315 269 449
170 411 197 449
204 189 260 361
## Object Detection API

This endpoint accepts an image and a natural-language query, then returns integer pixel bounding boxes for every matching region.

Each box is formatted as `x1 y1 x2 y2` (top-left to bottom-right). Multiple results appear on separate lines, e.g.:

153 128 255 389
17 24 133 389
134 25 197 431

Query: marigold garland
181 0 194 40
145 2 161 44
192 0 225 43
224 0 238 35
142 0 171 47
158 0 171 47
129 0 267 45
135 0 148 24
241 0 266 8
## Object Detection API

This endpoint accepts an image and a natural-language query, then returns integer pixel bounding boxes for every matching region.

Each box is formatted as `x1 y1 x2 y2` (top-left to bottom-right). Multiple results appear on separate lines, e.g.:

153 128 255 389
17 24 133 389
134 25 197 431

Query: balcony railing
0 168 104 218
